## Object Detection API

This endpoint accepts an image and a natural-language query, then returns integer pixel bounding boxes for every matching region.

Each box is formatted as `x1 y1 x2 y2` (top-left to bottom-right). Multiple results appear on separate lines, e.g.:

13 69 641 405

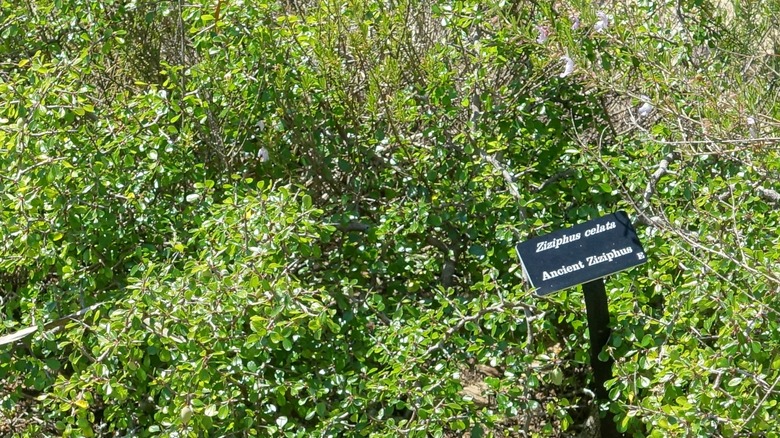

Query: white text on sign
541 246 636 281
535 221 617 253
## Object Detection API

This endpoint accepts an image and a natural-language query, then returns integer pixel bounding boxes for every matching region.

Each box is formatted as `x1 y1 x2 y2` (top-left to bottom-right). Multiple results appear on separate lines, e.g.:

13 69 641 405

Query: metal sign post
582 278 623 438
516 211 645 437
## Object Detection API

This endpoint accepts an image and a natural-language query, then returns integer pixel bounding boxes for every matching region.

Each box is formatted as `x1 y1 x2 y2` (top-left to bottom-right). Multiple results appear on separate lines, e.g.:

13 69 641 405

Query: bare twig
657 136 780 146
636 151 678 226
739 374 780 433
0 302 106 346
534 168 577 193
756 186 780 205
422 301 539 358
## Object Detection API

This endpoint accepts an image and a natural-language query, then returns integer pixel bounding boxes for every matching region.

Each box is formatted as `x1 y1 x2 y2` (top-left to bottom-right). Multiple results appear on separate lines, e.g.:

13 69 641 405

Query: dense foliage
2 0 779 436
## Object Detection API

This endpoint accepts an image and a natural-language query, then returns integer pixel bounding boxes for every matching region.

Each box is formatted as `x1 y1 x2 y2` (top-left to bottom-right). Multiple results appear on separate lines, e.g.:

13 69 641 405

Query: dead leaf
460 382 491 407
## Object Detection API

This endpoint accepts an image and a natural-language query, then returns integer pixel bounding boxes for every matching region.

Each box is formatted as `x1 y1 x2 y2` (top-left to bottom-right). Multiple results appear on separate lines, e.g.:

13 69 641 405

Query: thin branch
422 301 539 358
0 302 106 346
336 221 370 232
756 186 780 205
739 373 780 433
636 151 678 226
657 136 780 146
533 168 576 193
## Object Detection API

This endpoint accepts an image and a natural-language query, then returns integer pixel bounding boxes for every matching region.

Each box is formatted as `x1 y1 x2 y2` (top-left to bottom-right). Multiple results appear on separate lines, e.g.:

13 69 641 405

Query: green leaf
45 358 61 371
468 244 486 257
727 377 743 387
550 368 563 386
249 316 266 334
218 404 230 420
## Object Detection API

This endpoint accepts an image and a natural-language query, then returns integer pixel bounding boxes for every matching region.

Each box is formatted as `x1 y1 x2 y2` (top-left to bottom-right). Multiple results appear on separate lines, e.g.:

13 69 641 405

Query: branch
422 302 541 358
430 234 462 288
0 302 105 347
637 152 678 226
337 221 370 232
644 152 677 204
477 148 524 202
717 182 780 206
740 373 780 433
757 186 780 206
533 168 576 193
657 136 780 146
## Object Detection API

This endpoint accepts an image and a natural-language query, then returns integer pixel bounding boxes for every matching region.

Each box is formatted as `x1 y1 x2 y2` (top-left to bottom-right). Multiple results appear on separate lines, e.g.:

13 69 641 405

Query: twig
644 152 677 204
657 136 780 145
739 374 780 433
0 302 106 346
477 149 525 202
637 152 678 226
534 168 576 192
336 221 370 232
422 301 538 358
756 186 780 205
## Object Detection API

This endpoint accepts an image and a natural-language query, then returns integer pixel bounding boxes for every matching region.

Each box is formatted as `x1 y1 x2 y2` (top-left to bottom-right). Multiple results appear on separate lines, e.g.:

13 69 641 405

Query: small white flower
594 12 609 32
258 147 269 162
560 56 575 78
536 25 549 44
571 15 581 30
638 95 653 117
256 120 266 132
747 116 756 125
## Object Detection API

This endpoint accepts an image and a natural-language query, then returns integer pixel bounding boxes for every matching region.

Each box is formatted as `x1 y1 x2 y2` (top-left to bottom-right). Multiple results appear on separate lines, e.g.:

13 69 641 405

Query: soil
450 361 600 438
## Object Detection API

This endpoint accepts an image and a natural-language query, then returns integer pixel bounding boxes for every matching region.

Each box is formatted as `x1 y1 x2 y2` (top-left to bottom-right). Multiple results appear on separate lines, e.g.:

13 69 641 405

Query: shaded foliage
2 0 780 436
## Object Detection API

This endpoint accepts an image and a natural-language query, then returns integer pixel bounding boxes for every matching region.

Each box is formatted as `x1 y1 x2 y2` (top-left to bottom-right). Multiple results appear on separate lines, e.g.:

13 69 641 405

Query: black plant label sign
516 211 646 296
